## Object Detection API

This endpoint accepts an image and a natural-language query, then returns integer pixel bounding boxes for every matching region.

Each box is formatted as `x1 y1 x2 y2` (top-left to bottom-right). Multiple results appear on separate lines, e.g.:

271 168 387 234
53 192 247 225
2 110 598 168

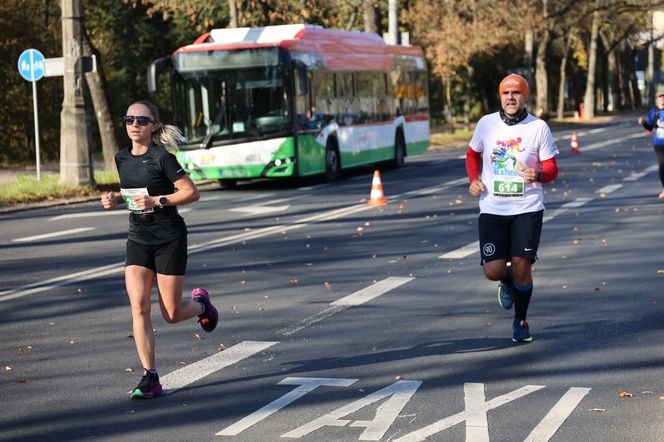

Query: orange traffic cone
570 132 580 153
368 170 387 206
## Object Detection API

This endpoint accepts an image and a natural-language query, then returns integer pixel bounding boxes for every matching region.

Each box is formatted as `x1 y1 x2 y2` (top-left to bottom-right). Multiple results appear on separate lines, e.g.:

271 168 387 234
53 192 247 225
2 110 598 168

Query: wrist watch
158 196 167 209
536 171 542 182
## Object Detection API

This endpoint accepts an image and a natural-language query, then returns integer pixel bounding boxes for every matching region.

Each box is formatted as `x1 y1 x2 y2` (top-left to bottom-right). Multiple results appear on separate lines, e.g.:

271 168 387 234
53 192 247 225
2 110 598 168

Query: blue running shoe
498 280 513 310
192 288 219 333
512 319 533 343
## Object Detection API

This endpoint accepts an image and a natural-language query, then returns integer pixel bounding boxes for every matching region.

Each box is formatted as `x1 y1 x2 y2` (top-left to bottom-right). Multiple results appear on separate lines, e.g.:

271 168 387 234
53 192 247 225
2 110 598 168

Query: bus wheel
389 131 406 168
218 179 237 188
325 142 340 182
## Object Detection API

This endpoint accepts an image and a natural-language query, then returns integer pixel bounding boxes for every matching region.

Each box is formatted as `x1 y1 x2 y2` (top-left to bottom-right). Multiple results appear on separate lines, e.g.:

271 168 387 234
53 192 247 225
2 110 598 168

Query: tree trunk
229 0 238 28
583 11 599 120
535 29 550 118
524 28 534 109
363 0 378 34
534 0 549 117
82 25 119 171
599 30 620 111
464 66 473 131
647 19 655 106
445 74 454 131
556 33 571 120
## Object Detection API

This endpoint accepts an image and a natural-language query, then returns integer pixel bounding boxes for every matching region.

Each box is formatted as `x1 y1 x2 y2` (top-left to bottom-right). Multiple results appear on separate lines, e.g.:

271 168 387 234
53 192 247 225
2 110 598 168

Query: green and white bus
148 24 429 185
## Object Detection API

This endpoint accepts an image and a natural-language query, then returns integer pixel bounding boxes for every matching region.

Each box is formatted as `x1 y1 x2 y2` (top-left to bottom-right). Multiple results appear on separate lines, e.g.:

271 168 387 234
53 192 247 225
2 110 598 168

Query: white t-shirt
469 112 559 216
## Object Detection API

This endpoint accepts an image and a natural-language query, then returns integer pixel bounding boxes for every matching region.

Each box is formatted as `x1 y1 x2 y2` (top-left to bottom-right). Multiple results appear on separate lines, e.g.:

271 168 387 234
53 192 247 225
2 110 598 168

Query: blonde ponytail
153 124 183 154
129 100 183 153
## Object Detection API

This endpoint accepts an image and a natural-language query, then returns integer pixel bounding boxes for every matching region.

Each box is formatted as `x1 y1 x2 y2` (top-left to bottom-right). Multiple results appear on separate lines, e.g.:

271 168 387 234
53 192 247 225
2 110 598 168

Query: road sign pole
31 79 41 180
18 48 45 181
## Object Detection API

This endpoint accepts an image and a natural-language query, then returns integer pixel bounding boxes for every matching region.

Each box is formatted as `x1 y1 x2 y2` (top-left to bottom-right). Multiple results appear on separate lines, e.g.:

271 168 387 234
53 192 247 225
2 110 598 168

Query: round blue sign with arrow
18 49 45 82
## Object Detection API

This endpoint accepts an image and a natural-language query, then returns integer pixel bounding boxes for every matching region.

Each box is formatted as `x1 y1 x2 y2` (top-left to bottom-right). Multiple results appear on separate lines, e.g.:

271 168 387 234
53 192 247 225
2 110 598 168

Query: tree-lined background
2 0 663 168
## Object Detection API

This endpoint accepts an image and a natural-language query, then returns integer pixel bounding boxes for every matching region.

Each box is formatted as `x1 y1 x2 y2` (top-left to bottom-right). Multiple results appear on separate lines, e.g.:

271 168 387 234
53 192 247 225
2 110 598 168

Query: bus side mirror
293 60 308 96
147 57 172 93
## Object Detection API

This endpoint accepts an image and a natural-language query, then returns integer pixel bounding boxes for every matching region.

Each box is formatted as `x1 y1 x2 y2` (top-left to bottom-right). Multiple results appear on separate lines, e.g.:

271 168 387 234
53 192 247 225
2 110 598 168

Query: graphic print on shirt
490 137 525 197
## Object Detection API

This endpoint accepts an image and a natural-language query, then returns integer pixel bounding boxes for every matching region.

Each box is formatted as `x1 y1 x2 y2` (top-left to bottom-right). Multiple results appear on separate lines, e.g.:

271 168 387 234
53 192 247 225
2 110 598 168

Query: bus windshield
173 50 291 146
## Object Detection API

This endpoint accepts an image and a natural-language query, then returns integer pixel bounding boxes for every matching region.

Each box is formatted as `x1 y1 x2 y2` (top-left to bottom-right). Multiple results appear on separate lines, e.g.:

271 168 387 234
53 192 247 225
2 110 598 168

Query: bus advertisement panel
148 24 429 185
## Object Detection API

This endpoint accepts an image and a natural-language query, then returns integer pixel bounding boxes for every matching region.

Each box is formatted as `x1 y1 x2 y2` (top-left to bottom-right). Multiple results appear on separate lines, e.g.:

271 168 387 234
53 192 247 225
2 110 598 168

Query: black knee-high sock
513 281 533 321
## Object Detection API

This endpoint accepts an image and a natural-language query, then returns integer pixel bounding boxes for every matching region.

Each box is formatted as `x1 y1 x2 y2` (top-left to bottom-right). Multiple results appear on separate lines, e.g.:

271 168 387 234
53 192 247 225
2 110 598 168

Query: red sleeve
539 157 558 184
466 147 482 182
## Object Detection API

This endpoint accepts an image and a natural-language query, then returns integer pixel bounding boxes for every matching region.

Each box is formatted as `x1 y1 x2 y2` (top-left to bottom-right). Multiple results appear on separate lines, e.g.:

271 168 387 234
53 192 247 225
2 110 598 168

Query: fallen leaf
590 408 608 412
69 340 75 345
642 391 653 394
657 270 664 274
617 389 634 398
125 368 133 373
240 280 247 285
594 287 601 292
194 333 201 340
324 282 332 289
290 277 299 284
16 378 28 384
395 375 402 380
5 366 13 372
218 343 226 352
178 361 187 366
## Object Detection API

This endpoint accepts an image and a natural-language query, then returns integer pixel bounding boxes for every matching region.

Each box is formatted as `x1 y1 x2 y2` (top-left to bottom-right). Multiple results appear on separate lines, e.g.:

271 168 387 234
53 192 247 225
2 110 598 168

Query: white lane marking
199 195 224 202
276 305 347 337
49 208 191 221
623 164 659 181
464 383 489 442
161 340 278 394
217 377 358 436
12 227 95 243
282 380 422 440
438 241 479 260
596 184 622 194
446 177 469 186
230 205 290 215
524 387 591 442
332 277 413 306
574 132 643 152
439 196 593 260
277 277 414 336
234 193 276 203
394 384 546 442
560 197 592 208
0 262 125 302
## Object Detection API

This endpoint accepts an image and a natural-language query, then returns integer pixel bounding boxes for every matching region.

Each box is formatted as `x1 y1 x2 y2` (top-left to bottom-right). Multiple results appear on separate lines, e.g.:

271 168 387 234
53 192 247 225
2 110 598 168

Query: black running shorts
478 210 543 264
125 236 188 275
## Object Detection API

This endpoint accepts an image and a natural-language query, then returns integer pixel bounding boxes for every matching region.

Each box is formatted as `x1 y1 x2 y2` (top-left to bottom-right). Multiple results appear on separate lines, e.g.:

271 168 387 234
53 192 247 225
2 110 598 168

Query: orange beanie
499 73 529 101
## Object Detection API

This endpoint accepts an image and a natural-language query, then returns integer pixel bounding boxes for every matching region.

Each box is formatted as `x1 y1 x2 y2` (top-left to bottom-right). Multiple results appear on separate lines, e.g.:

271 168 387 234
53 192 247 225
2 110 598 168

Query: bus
148 24 429 185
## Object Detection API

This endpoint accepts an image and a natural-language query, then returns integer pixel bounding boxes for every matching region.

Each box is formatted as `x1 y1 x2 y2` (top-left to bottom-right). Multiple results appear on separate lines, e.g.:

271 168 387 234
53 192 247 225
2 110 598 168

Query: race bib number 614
493 176 524 197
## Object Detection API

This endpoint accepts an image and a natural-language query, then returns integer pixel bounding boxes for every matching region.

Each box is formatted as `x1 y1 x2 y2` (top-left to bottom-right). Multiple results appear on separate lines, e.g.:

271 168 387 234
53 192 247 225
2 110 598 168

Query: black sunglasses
124 115 155 126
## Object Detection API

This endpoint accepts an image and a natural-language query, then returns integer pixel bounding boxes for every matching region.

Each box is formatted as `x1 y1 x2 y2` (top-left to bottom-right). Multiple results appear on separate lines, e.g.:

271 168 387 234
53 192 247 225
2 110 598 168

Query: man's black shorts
125 236 188 275
478 210 543 264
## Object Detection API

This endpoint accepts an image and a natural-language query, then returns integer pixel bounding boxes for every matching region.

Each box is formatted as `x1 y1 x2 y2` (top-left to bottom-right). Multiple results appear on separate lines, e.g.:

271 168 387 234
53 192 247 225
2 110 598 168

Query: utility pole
388 0 397 44
60 0 93 186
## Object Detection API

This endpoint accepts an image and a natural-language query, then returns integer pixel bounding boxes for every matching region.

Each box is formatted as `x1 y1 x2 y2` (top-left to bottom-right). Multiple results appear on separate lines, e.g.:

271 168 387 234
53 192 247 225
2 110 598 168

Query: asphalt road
2 114 664 441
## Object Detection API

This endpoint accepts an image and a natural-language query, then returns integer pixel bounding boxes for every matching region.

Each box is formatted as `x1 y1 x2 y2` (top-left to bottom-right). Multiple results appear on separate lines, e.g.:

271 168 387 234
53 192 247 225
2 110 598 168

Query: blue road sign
18 49 45 82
